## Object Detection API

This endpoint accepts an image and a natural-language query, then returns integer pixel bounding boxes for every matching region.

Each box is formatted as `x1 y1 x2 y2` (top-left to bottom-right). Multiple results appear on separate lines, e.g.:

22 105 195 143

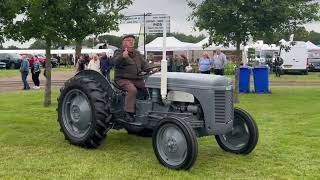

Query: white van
280 41 309 74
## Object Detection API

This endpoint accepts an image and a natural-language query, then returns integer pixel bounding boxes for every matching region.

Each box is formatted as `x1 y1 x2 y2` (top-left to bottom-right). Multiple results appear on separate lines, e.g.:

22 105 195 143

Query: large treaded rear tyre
152 117 198 170
57 75 112 148
215 107 258 154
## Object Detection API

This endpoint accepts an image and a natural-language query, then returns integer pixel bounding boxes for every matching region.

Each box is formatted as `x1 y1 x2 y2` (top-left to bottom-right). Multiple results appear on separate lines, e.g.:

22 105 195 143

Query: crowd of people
75 52 113 79
165 48 228 75
19 36 229 94
167 54 190 72
20 55 42 90
198 48 228 75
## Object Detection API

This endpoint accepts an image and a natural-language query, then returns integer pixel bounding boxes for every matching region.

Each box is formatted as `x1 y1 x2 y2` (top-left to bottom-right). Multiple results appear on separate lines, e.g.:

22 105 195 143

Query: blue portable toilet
253 66 270 93
239 66 251 93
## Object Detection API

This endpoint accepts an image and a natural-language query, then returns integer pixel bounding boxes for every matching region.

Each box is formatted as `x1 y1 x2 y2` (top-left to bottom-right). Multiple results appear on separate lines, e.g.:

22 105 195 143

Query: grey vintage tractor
57 69 258 170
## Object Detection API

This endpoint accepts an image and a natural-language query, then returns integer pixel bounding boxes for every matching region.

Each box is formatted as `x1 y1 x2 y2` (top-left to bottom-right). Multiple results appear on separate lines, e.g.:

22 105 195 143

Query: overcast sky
3 0 320 48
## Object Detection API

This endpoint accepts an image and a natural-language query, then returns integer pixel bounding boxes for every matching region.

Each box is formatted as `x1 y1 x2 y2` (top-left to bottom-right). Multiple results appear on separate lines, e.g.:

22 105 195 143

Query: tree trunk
233 41 241 103
44 39 52 107
75 40 82 60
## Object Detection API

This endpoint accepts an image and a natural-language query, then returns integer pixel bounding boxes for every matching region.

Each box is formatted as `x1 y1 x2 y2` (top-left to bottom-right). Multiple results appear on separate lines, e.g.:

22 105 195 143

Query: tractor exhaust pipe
161 22 167 100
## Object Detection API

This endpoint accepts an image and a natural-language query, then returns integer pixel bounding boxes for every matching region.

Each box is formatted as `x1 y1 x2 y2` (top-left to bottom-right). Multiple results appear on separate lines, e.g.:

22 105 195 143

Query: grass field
1 68 319 83
225 72 320 82
0 67 75 78
0 69 20 78
0 87 319 179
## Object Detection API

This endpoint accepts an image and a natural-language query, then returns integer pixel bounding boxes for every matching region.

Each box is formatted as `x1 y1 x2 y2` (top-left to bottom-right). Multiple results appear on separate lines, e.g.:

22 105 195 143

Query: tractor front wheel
152 117 198 170
215 107 258 154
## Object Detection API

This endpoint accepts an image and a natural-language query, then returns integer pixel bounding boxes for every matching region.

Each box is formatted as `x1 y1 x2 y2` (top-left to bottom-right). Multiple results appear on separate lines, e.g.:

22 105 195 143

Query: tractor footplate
117 119 143 126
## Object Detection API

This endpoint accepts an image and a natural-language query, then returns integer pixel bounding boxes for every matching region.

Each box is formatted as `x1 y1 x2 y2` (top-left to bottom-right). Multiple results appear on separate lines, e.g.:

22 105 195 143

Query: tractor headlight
226 85 232 91
226 78 232 90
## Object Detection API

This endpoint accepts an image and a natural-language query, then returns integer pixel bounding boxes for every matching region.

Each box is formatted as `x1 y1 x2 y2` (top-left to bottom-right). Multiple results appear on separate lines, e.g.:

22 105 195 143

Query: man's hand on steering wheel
151 67 160 72
138 65 161 76
143 65 161 73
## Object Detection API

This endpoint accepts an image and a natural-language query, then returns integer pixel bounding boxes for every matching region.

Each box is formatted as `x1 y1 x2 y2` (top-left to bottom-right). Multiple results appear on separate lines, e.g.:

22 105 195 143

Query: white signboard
121 14 170 34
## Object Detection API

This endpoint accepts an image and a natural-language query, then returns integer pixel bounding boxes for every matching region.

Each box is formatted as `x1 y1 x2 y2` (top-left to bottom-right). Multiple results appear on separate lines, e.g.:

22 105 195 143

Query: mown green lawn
0 70 20 78
0 67 75 78
0 87 319 179
225 72 320 82
1 67 320 83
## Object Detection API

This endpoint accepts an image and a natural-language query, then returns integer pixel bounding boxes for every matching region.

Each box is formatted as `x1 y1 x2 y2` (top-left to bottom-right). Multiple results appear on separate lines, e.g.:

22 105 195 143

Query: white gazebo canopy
139 37 197 52
194 37 245 51
306 41 320 51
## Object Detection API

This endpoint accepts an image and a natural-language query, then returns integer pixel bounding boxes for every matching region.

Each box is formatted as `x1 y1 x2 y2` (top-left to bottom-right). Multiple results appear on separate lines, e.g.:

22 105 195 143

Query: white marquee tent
194 37 245 51
138 37 198 52
306 41 320 51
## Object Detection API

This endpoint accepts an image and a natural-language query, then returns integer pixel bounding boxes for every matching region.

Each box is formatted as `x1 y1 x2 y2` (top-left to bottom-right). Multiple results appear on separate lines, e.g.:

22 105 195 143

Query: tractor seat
110 80 149 100
111 81 123 91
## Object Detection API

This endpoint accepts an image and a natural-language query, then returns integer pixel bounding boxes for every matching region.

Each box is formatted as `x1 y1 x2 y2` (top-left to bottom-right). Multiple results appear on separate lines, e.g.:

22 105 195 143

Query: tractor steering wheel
138 65 161 77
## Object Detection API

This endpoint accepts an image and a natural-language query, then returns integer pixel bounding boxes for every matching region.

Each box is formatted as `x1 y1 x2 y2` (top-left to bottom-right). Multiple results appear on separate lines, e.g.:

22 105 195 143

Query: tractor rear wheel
57 75 112 148
215 107 258 154
152 117 198 170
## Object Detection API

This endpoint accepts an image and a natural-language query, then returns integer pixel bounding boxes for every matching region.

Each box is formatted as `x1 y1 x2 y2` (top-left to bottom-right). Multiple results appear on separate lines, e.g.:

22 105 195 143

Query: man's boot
122 112 142 126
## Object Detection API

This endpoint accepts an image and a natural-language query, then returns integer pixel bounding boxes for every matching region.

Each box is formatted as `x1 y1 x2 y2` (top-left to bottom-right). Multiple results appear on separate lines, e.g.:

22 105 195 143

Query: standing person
112 34 153 124
32 56 41 89
167 56 173 72
180 54 189 72
84 54 90 66
213 48 228 75
87 55 100 72
274 56 283 77
198 52 213 74
172 54 181 72
69 54 74 66
100 52 113 79
56 55 61 67
31 55 37 87
76 55 86 73
20 55 30 90
29 55 35 68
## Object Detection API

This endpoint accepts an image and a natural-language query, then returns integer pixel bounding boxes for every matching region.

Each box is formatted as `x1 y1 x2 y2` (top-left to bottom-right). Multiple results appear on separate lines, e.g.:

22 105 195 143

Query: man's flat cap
122 34 135 40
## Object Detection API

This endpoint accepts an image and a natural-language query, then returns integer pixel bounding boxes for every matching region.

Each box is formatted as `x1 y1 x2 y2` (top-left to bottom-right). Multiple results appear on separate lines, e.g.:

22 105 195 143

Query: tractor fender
75 70 115 95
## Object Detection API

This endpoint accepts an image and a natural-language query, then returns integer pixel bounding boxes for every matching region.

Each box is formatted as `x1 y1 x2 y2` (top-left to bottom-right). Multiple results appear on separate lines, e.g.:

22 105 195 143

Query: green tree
308 31 320 45
97 34 122 48
170 32 205 43
6 45 20 49
29 40 46 49
64 0 133 57
188 0 320 102
28 39 62 49
256 26 310 44
0 0 24 43
6 0 71 106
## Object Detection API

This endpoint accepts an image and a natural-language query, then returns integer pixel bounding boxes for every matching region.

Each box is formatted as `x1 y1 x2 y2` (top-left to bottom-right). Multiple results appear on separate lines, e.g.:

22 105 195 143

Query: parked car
308 58 320 71
20 54 58 68
0 53 23 69
0 62 6 69
307 51 320 72
37 55 58 68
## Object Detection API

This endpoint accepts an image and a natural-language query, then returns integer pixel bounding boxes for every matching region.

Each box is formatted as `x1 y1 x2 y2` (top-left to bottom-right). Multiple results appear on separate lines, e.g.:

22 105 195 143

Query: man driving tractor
112 35 151 124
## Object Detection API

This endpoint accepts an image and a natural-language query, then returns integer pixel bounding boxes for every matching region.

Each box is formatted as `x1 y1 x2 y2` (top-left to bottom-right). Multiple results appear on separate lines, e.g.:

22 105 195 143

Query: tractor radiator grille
215 90 233 123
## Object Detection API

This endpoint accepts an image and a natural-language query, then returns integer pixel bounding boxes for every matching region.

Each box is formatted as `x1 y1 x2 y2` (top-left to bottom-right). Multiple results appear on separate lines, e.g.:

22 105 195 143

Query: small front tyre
152 117 198 170
215 107 258 154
